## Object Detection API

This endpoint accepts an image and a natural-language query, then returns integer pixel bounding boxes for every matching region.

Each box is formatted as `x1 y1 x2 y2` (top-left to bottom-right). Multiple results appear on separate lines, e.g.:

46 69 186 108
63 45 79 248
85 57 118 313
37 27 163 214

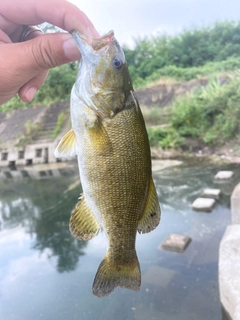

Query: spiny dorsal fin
69 194 101 241
54 129 77 158
138 177 161 234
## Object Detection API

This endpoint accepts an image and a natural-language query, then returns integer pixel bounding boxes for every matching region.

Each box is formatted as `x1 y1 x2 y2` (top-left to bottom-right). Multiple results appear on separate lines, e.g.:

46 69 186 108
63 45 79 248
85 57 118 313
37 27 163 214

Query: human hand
0 0 99 105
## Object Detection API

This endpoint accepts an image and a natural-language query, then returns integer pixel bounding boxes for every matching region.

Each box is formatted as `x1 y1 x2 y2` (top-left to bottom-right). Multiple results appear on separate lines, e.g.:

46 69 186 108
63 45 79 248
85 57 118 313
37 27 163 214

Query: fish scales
83 106 150 257
54 30 161 297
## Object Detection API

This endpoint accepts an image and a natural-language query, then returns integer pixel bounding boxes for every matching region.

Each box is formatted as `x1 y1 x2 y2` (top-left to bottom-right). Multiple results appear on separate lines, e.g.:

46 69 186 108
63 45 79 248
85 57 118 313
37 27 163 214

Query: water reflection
0 163 87 273
31 197 86 273
0 162 77 180
0 161 240 320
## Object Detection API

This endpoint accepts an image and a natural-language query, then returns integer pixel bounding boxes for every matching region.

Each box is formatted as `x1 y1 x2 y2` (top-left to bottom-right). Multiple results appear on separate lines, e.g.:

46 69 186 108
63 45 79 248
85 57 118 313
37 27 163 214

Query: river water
0 160 239 320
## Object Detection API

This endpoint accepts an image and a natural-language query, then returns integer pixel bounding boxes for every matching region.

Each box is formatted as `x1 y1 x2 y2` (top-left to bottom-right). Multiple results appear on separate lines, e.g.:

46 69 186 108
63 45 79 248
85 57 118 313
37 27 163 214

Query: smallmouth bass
54 30 161 297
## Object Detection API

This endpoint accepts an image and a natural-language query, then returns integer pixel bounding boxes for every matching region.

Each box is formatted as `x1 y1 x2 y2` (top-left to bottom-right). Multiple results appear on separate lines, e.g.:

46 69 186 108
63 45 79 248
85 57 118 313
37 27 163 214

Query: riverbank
1 74 240 168
151 137 240 165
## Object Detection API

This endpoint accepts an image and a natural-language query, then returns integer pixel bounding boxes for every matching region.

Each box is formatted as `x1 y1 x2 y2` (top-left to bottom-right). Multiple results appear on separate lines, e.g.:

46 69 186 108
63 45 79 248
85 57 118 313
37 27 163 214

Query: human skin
0 0 99 105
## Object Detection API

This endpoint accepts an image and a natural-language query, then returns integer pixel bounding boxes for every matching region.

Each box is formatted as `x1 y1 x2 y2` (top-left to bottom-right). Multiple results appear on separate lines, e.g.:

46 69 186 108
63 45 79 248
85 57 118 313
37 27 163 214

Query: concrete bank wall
232 184 240 224
0 142 58 167
219 183 240 320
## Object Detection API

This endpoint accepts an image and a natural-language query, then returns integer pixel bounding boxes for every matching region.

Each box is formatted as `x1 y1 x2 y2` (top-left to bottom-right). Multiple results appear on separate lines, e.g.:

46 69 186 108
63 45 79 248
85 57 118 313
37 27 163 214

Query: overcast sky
69 0 240 47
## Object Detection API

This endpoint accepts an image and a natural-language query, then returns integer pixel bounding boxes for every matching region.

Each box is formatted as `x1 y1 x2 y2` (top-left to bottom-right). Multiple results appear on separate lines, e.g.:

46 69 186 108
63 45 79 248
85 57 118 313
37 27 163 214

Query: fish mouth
92 30 115 50
72 30 115 53
72 30 126 118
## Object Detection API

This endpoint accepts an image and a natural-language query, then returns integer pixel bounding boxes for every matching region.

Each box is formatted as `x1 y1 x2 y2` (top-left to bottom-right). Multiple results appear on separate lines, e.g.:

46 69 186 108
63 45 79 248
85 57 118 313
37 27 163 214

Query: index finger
0 0 99 36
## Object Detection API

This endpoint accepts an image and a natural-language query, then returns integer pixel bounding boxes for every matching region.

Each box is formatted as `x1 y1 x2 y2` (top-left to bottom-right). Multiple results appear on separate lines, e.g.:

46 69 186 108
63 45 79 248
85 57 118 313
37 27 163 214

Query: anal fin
138 177 161 234
70 195 101 240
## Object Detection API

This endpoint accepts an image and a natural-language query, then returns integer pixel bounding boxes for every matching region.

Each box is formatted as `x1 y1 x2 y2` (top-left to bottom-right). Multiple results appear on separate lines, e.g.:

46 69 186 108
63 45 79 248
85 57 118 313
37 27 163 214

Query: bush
147 126 183 148
133 56 240 88
146 77 240 148
123 21 240 87
170 77 240 145
52 112 68 138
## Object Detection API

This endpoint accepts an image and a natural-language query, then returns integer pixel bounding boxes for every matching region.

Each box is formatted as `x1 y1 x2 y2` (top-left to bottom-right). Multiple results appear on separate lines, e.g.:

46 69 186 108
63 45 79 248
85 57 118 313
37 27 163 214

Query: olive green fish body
54 31 161 297
83 99 149 240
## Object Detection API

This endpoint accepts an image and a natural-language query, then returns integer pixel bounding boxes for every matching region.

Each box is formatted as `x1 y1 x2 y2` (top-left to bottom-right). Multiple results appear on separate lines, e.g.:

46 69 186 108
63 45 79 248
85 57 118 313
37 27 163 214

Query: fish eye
112 57 123 70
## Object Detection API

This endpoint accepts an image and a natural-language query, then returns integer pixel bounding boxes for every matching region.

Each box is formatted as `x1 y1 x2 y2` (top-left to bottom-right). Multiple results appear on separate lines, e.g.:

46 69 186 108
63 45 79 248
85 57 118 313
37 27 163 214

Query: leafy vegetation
124 21 240 87
1 20 240 152
148 77 240 148
17 120 42 147
52 112 68 139
2 20 240 112
141 106 171 126
142 56 240 87
147 126 183 148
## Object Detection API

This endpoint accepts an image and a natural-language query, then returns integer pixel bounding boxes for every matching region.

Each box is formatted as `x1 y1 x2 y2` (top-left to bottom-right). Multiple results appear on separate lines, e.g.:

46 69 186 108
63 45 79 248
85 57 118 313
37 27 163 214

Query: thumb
17 33 81 102
25 32 81 70
0 33 81 104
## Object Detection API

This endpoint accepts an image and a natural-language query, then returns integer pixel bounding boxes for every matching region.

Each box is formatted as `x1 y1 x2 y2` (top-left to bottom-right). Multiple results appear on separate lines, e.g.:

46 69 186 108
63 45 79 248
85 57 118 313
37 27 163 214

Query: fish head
73 30 133 118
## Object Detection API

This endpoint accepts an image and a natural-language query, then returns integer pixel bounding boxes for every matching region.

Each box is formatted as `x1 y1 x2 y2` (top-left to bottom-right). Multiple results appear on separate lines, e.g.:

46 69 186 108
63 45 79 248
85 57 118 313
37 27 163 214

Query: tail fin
92 252 141 298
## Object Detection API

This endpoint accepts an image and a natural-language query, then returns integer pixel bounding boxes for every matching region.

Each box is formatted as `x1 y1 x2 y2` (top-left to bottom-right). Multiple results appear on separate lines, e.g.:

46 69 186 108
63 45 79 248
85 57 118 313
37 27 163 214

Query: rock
151 159 182 172
214 171 234 180
160 234 191 252
231 183 240 224
219 225 240 320
142 265 176 288
191 197 216 212
201 188 221 200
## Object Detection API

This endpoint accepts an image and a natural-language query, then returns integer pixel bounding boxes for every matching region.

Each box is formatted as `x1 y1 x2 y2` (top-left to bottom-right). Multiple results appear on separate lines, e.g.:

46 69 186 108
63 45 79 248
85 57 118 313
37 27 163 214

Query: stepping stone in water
160 234 191 252
201 188 221 200
214 171 234 180
192 197 216 212
142 265 176 288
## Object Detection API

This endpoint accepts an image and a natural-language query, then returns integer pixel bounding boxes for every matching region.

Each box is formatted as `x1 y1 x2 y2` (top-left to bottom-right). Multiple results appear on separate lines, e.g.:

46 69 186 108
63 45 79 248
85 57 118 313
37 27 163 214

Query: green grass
16 120 42 147
147 126 183 148
52 112 68 139
147 76 240 148
133 56 240 89
141 106 171 126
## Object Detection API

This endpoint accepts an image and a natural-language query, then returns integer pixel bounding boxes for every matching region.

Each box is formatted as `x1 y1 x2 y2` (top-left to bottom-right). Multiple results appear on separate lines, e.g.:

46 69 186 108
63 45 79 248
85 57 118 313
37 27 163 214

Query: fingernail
62 34 81 61
26 87 37 102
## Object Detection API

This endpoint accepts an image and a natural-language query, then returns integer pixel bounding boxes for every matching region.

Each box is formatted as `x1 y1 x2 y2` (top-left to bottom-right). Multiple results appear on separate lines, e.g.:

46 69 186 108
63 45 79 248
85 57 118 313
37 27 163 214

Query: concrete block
219 225 240 320
201 188 221 200
142 265 176 288
231 183 240 224
160 234 191 252
214 171 234 180
192 197 216 212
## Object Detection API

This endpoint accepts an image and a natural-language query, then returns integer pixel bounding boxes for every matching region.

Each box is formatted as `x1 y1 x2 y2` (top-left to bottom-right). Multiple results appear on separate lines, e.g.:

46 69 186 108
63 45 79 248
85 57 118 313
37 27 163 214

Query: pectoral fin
54 129 77 158
70 194 101 240
138 178 161 234
86 117 113 156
